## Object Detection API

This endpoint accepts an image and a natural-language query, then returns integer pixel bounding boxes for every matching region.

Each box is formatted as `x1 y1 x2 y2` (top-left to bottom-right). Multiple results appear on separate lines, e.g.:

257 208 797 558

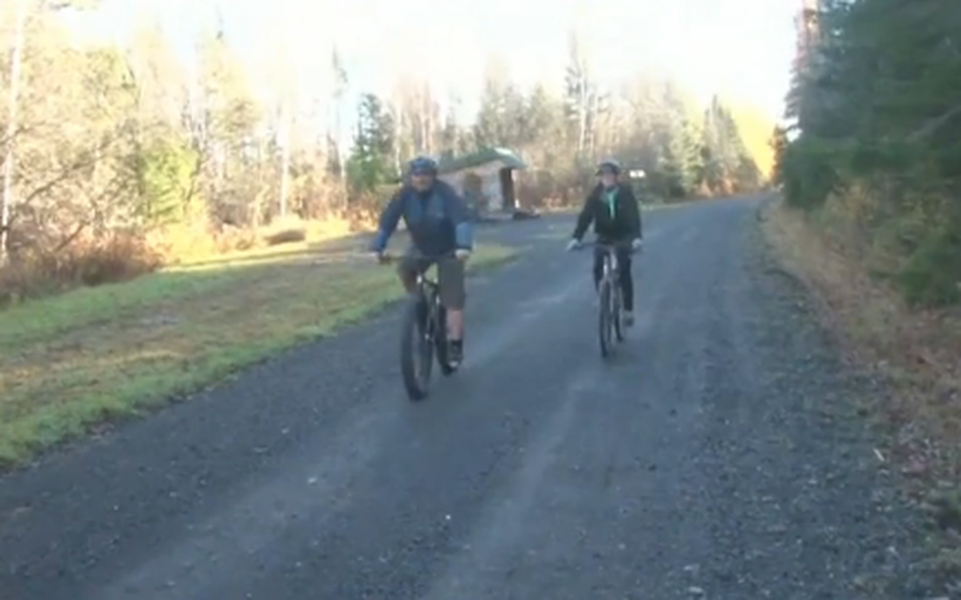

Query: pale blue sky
65 0 797 127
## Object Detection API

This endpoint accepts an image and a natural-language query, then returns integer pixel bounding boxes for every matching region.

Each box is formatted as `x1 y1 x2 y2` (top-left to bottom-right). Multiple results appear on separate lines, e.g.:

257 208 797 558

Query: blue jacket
371 179 474 256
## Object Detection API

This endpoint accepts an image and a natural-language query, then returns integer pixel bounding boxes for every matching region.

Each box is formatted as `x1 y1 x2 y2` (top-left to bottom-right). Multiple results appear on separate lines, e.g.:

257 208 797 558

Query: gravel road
0 197 926 599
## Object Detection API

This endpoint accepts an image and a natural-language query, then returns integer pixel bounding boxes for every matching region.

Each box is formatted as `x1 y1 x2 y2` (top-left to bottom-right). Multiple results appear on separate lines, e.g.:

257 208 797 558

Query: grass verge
0 240 519 467
762 198 961 588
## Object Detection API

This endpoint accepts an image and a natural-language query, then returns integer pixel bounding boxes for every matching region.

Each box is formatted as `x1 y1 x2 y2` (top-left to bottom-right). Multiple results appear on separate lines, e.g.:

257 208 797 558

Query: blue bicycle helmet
408 156 438 176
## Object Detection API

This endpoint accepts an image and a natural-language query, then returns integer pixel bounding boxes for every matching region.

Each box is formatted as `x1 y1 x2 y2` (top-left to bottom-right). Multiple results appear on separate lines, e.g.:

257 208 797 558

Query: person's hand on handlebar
631 238 643 252
455 248 472 261
566 238 581 252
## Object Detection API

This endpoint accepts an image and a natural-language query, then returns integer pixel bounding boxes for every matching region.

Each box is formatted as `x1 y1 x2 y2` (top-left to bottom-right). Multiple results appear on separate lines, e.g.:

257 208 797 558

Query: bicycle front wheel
598 279 614 358
400 294 433 401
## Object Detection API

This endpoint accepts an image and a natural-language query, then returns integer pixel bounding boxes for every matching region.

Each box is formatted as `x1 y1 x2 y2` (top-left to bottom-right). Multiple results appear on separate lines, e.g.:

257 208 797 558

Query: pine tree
347 93 396 190
777 0 961 305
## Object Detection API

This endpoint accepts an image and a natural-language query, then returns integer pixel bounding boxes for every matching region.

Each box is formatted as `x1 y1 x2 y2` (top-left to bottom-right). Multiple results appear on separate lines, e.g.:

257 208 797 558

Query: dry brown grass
763 198 961 480
0 213 379 307
0 232 165 304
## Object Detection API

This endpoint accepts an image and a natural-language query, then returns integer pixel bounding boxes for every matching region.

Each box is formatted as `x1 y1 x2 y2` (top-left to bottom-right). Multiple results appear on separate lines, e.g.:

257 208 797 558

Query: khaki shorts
397 249 466 310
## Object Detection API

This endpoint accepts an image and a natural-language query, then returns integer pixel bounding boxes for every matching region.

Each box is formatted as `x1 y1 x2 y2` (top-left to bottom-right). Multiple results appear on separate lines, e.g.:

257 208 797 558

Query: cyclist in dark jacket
567 158 643 325
370 156 474 365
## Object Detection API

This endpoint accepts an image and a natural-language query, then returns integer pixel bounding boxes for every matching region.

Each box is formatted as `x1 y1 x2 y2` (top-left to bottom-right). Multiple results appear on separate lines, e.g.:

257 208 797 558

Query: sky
62 0 798 131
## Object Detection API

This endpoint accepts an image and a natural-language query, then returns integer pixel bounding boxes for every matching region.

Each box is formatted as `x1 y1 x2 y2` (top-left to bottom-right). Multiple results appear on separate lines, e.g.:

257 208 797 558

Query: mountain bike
579 241 635 359
380 253 458 401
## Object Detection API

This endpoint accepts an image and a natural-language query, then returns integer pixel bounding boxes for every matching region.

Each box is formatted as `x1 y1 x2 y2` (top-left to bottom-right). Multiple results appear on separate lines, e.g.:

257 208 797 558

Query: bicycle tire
598 278 614 358
400 293 432 401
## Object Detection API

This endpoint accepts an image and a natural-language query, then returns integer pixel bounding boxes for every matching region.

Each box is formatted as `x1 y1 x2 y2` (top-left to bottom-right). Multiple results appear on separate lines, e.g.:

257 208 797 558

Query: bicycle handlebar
577 240 639 253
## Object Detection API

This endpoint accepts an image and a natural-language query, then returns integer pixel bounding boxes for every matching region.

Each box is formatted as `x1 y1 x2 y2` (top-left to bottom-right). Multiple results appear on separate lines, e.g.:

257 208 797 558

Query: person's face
411 171 434 192
599 170 617 188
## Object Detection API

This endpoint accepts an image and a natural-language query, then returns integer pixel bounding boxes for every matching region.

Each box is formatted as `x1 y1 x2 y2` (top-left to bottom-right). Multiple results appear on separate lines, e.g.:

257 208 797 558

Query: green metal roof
437 147 527 174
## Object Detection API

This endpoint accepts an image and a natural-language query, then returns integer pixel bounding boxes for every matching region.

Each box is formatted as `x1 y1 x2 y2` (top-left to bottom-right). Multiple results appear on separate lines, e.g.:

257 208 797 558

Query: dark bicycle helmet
408 155 438 175
596 158 621 176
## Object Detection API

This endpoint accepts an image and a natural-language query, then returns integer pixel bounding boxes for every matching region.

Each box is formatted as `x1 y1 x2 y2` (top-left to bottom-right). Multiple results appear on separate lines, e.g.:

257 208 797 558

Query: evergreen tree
347 93 396 191
777 0 961 305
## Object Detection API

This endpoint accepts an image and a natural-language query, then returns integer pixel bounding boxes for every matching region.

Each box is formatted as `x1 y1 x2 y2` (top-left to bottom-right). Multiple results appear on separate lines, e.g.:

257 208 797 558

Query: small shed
437 147 527 218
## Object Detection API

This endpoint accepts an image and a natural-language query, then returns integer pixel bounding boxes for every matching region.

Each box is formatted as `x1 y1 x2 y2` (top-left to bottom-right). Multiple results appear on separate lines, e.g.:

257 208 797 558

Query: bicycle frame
599 245 620 280
598 246 622 319
410 261 446 334
595 242 634 288
417 277 441 336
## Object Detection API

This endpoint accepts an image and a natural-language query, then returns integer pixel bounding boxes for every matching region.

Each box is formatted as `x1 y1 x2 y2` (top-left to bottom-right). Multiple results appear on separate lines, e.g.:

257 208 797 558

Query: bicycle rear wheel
400 293 433 401
598 278 614 358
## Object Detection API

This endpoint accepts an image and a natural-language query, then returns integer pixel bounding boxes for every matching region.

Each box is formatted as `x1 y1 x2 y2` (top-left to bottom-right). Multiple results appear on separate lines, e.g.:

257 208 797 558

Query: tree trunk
1 0 27 264
279 101 291 218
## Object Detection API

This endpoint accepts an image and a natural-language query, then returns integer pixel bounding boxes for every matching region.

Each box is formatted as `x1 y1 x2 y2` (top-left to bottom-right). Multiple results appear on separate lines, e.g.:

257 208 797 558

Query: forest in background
775 0 961 307
0 0 774 303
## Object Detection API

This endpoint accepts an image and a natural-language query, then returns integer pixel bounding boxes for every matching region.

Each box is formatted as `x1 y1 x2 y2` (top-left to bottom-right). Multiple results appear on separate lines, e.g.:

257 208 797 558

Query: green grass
0 242 519 467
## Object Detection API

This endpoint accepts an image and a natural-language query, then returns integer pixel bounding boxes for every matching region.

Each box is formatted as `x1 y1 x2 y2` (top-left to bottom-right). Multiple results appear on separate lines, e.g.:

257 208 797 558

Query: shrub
899 227 961 307
0 231 162 306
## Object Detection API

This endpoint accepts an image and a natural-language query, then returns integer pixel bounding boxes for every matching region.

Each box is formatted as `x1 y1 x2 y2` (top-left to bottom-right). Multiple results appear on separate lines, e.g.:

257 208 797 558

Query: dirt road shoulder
762 198 961 594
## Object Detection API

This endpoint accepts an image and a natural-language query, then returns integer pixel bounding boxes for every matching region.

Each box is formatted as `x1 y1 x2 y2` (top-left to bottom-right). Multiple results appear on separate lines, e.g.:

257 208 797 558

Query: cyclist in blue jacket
370 156 474 365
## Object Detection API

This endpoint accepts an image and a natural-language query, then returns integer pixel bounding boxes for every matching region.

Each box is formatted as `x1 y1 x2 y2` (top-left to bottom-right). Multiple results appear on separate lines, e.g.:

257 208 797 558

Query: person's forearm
372 198 402 252
573 210 592 240
455 221 473 250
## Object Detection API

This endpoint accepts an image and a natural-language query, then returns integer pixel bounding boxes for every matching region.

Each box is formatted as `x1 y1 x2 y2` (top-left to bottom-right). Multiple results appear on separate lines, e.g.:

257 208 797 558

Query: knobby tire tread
400 294 430 401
